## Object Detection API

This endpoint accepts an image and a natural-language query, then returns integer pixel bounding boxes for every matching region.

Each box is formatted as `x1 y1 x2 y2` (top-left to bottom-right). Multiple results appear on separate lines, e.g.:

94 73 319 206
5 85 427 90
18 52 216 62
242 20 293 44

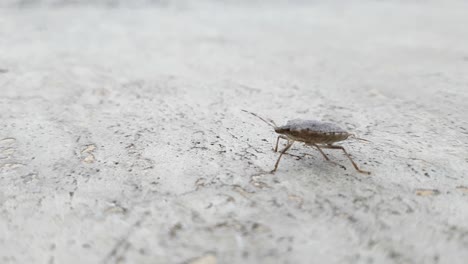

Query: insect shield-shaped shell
275 119 350 144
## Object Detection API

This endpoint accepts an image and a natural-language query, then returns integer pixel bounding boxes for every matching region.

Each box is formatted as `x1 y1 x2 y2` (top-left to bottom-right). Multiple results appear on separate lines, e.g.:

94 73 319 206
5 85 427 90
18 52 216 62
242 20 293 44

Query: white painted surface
1 1 468 263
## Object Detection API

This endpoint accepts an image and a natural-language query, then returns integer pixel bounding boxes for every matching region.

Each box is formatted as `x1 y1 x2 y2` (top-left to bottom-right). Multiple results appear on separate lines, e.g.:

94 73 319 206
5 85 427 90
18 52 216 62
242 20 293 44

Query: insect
242 110 371 174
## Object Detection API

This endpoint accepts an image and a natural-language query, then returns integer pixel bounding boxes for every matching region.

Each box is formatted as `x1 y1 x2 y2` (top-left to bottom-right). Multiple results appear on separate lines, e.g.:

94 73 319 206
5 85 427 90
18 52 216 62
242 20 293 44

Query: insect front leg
272 141 294 172
274 135 289 152
320 145 371 175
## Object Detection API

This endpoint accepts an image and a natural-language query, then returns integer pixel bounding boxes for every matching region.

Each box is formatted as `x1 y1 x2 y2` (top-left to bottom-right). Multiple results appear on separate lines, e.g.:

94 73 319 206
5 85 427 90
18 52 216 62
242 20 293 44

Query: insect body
243 110 371 174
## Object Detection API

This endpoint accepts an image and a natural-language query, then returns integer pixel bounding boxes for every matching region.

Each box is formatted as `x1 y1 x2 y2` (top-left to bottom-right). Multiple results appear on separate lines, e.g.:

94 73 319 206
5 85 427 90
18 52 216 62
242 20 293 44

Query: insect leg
307 143 330 161
274 135 289 152
272 141 294 172
307 144 347 170
321 145 371 175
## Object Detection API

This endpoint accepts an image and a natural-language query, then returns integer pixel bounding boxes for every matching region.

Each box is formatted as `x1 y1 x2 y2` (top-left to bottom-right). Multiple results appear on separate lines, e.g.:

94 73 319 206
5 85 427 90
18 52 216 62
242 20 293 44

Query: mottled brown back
275 119 350 144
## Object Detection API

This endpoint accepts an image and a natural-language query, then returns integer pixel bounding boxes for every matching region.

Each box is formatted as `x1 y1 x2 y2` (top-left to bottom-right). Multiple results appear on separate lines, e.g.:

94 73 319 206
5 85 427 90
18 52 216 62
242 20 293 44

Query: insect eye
275 127 287 133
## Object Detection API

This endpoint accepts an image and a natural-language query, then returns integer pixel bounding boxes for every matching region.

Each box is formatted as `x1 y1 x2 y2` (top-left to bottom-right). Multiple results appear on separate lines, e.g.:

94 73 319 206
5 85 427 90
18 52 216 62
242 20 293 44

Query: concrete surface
1 1 468 263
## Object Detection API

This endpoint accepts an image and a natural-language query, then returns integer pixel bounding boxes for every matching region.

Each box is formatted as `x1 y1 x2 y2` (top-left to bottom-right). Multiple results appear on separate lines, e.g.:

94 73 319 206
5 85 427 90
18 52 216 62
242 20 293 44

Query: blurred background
1 0 468 263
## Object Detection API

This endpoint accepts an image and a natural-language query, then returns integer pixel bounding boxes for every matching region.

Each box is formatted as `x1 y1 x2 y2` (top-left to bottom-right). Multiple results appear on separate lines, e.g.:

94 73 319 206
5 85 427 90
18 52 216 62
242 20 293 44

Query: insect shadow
242 110 371 175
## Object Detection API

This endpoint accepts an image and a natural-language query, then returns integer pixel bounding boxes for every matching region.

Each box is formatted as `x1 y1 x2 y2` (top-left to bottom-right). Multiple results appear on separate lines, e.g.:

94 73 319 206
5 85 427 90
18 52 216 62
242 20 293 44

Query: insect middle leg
274 135 289 152
272 141 294 172
307 143 346 170
320 144 371 175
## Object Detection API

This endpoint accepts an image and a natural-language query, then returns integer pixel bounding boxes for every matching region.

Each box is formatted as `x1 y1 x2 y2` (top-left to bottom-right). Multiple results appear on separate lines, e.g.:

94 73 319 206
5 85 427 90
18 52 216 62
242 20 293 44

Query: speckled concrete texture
1 1 468 263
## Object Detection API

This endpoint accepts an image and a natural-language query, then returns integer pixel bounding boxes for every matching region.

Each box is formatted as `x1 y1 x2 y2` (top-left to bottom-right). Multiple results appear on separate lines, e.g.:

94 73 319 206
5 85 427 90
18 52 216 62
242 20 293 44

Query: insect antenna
241 109 277 128
349 133 371 143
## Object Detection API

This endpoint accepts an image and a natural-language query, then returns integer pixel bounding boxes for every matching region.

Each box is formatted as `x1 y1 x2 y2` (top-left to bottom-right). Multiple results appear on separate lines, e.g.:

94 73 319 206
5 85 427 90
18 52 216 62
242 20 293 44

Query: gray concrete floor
1 1 468 263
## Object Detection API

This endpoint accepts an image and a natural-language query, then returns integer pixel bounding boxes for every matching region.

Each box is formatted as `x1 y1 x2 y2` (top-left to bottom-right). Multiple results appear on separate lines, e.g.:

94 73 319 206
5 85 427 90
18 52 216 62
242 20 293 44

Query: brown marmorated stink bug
242 110 371 174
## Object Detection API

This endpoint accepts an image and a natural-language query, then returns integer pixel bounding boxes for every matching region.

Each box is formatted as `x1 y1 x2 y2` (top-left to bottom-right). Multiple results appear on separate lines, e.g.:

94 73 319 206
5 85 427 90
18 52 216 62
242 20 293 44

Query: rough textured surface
1 1 468 263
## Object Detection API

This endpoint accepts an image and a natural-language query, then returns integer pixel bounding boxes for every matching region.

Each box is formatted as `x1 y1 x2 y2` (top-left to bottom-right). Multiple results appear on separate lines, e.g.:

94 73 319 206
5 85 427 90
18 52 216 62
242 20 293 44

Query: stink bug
242 110 371 174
